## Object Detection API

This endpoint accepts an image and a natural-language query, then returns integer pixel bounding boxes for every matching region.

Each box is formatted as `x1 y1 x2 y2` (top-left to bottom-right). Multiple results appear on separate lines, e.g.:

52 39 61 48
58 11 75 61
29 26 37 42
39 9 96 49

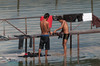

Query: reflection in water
17 44 80 66
17 55 100 66
70 48 72 64
77 44 80 64
69 58 100 66
25 58 27 66
63 56 67 66
69 44 80 65
18 57 35 66
18 61 23 66
33 57 35 66
70 48 72 58
69 55 72 66
38 57 41 65
29 60 32 66
45 57 49 66
38 57 49 66
77 34 80 64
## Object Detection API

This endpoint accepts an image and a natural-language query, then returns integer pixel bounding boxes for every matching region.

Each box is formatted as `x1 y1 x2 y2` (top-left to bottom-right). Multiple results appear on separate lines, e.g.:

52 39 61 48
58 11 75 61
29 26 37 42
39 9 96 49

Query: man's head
44 13 50 20
57 16 63 22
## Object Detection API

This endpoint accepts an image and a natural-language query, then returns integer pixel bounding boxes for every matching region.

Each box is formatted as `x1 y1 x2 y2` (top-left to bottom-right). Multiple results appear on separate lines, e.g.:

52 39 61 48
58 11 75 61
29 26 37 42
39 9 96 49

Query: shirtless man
53 16 69 56
38 13 51 58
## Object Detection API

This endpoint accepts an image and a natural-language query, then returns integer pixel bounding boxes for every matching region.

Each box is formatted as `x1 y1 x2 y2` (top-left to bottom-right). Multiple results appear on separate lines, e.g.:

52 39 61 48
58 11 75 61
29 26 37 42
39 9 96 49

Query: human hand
53 30 56 33
50 32 53 35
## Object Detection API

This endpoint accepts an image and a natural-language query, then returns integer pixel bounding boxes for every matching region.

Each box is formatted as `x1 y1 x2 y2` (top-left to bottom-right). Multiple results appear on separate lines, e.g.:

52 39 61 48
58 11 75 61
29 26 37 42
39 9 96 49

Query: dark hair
44 13 50 19
57 16 63 21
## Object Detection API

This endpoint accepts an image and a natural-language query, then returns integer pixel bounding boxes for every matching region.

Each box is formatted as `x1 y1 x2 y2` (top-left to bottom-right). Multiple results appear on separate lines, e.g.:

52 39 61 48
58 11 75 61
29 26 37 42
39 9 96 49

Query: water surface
0 0 100 66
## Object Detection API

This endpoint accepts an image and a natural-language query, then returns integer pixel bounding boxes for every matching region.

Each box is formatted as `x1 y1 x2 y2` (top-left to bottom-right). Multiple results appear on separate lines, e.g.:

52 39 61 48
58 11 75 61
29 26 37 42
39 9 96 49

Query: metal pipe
3 22 5 36
25 18 27 34
73 22 83 30
1 28 100 41
0 16 41 20
70 22 72 57
4 20 26 35
70 29 100 35
25 18 27 54
25 39 27 53
77 34 79 64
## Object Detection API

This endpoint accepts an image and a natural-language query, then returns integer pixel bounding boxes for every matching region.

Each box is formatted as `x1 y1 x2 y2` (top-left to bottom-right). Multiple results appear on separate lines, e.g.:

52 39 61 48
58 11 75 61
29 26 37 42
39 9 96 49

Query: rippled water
0 0 100 66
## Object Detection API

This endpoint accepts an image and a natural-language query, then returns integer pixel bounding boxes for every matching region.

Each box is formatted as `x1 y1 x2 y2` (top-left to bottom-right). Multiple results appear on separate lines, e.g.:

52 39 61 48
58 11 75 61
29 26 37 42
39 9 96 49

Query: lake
0 0 100 66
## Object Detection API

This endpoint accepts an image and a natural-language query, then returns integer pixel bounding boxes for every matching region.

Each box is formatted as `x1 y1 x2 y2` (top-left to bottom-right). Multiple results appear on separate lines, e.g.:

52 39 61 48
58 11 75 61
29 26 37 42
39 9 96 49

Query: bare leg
38 49 41 58
45 50 48 58
63 39 67 56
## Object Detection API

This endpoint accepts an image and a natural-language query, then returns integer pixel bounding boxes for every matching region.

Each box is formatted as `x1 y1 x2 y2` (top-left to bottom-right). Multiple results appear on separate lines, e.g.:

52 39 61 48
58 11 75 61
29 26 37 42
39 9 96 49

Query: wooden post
25 18 27 54
91 0 93 15
70 22 72 57
3 22 5 36
33 37 35 53
55 0 58 9
17 0 20 16
77 34 79 64
91 0 93 29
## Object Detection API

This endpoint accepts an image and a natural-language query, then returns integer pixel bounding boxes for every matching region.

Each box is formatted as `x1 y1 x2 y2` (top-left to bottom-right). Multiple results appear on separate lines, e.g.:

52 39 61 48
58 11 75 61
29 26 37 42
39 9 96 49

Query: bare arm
54 22 64 33
40 21 43 33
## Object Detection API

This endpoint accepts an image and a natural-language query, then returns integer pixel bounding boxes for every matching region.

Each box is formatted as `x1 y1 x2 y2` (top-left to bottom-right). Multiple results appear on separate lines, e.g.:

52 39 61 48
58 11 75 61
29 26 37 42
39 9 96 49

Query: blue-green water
0 0 100 66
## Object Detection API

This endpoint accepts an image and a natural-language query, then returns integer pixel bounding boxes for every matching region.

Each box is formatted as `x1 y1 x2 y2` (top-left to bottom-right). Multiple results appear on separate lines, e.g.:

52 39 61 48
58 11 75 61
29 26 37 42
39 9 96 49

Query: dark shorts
63 34 69 40
39 35 50 50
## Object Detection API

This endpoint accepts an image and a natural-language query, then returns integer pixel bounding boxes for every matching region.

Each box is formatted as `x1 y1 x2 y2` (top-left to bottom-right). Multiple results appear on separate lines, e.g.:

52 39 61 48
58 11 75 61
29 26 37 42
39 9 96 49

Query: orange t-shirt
40 16 53 28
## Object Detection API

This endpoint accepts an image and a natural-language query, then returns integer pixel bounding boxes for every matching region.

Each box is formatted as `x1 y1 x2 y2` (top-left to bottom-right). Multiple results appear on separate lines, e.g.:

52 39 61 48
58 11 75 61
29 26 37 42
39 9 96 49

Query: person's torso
41 20 49 34
62 20 69 34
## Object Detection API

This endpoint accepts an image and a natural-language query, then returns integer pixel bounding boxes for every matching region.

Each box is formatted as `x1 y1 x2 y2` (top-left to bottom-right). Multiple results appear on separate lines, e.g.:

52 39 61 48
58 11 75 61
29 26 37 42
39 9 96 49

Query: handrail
14 29 100 38
0 29 100 41
0 16 41 20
